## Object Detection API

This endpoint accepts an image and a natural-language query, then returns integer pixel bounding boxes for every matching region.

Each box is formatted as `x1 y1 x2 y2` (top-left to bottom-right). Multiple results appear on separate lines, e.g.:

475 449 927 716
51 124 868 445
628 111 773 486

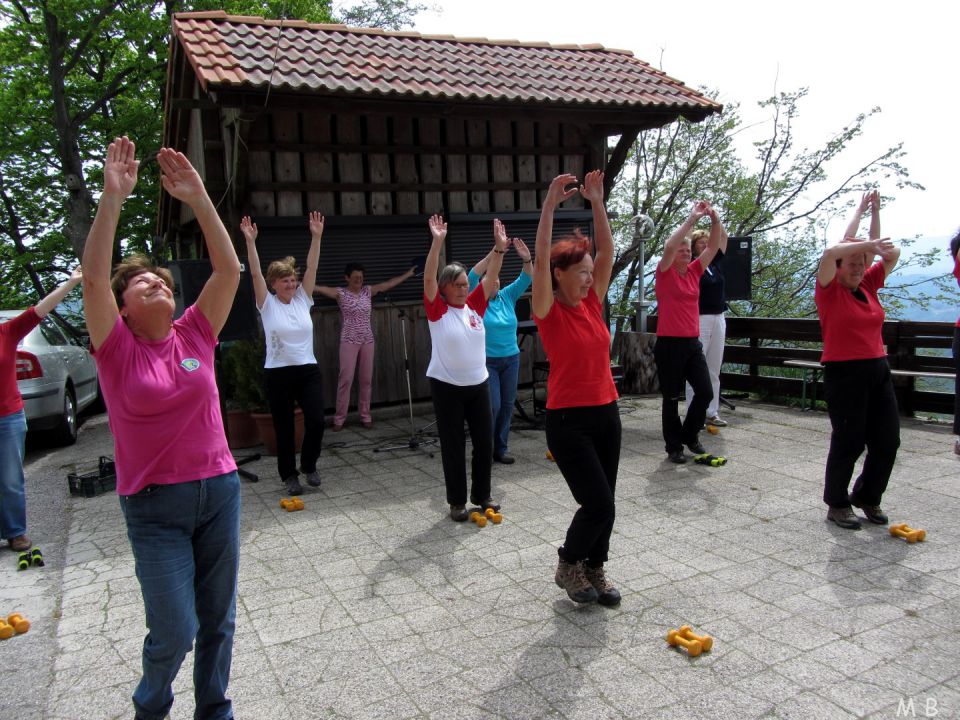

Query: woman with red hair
532 171 620 606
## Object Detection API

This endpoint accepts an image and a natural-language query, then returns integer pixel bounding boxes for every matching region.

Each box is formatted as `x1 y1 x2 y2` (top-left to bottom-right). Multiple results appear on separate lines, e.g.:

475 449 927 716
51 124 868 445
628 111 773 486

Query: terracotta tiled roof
172 11 720 114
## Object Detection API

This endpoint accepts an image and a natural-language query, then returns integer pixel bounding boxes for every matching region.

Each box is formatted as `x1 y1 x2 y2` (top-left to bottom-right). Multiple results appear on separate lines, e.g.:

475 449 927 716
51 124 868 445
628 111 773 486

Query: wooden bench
783 359 953 411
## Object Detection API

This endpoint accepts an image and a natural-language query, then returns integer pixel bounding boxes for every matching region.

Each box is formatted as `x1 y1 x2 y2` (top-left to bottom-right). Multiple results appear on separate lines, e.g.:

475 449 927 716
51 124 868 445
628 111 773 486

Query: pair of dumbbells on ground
889 523 926 543
279 497 305 512
17 547 43 571
666 625 714 657
469 508 503 527
0 613 30 639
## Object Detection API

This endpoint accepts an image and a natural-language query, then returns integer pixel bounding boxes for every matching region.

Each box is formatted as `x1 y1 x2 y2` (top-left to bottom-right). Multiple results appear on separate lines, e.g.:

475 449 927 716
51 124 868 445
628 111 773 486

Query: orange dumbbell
7 613 30 634
484 508 503 524
469 511 487 528
0 619 13 640
889 523 926 543
676 625 713 652
666 626 707 657
279 497 305 512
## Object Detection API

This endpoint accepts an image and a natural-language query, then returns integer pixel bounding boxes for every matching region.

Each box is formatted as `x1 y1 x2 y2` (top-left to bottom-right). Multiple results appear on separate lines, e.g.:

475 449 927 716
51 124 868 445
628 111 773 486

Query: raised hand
429 214 447 243
579 170 605 204
157 148 206 206
868 190 881 212
544 174 579 208
103 136 139 198
873 238 895 257
513 237 532 262
493 218 510 252
690 200 711 221
309 211 325 237
240 216 258 244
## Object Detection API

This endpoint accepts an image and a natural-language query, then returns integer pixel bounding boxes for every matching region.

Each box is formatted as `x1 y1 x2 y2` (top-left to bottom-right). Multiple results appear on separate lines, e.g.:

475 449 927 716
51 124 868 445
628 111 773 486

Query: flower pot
225 409 259 450
252 408 304 456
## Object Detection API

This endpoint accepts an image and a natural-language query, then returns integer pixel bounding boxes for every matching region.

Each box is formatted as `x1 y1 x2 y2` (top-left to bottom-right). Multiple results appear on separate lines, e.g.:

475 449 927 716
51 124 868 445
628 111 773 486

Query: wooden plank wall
242 111 595 218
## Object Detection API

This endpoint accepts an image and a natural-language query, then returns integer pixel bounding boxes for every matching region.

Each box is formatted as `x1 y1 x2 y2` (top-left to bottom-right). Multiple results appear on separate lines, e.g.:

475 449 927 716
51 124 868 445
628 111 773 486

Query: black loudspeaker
723 236 752 301
167 259 257 342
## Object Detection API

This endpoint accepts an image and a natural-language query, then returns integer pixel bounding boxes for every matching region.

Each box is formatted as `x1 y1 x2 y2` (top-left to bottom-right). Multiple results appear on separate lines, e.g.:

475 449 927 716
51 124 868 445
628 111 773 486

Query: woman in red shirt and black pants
533 171 621 606
815 196 900 530
654 202 723 463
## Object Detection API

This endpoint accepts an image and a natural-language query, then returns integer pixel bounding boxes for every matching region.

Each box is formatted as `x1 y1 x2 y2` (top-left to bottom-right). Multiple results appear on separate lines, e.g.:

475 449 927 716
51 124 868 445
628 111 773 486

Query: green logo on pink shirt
180 358 200 372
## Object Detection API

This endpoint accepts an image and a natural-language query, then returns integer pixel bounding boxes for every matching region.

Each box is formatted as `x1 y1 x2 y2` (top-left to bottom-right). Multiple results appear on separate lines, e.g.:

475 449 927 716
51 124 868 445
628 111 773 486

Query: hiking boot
851 500 888 525
471 497 501 512
827 506 861 530
583 563 621 607
303 470 321 488
667 450 687 464
706 416 727 427
283 475 304 496
449 505 468 522
555 559 599 603
686 437 706 455
8 535 30 552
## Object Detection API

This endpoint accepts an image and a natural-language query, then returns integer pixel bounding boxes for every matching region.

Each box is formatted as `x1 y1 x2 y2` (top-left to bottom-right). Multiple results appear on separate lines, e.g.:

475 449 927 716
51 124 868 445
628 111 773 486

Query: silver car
0 310 100 445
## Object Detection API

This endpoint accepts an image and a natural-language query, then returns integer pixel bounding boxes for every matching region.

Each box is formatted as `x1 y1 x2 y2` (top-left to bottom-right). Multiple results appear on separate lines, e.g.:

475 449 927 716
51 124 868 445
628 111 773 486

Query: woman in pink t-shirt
0 267 82 553
815 191 900 530
315 262 416 431
951 230 960 455
532 172 620 607
82 137 241 720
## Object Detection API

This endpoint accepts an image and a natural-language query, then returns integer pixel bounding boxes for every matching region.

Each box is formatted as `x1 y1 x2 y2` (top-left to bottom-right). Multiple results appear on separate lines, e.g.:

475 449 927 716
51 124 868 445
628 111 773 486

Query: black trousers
546 402 621 565
953 327 960 435
264 364 325 481
654 336 712 454
822 357 900 508
430 378 493 506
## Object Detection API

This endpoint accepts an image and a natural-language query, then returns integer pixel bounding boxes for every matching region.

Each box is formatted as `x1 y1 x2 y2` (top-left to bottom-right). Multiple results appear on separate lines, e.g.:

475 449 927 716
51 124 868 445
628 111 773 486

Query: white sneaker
706 416 727 427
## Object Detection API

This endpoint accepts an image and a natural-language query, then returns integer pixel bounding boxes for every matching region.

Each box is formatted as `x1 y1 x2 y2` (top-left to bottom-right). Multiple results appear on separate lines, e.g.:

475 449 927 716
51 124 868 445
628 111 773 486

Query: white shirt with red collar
424 285 489 386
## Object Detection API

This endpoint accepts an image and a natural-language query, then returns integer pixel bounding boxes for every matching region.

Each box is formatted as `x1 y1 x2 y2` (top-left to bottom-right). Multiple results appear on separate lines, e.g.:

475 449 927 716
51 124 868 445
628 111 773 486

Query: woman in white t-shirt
242 213 325 496
424 214 508 521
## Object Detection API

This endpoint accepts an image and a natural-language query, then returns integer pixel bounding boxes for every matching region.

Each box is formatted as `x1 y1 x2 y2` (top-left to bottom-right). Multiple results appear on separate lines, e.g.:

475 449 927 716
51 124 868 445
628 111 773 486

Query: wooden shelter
161 11 721 408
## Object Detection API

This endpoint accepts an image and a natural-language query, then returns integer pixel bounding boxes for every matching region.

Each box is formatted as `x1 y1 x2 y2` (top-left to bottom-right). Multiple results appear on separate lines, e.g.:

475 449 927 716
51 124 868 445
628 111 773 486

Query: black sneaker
686 437 706 455
851 500 888 524
303 470 321 488
283 475 303 496
449 505 468 522
668 450 687 464
493 453 515 465
471 497 501 512
827 506 862 530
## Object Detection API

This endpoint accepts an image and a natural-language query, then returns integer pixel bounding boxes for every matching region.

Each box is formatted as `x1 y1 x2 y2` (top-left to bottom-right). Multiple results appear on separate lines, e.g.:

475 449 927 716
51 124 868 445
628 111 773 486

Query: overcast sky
412 0 957 266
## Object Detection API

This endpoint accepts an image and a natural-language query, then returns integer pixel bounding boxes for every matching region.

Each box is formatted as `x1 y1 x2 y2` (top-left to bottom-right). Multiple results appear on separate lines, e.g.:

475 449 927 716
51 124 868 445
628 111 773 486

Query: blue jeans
121 471 240 720
0 409 27 541
487 354 520 456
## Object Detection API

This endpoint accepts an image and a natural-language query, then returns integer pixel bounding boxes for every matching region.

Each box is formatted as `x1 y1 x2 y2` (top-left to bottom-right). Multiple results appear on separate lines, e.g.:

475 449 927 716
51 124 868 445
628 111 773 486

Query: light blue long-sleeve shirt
467 269 532 358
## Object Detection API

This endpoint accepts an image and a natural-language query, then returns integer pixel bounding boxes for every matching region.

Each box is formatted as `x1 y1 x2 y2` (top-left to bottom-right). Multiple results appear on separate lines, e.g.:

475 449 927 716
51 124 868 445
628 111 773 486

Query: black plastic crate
67 456 116 498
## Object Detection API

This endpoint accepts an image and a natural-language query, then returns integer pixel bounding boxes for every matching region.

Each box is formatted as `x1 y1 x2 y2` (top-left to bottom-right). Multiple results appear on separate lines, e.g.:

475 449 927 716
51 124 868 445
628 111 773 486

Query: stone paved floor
3 395 959 719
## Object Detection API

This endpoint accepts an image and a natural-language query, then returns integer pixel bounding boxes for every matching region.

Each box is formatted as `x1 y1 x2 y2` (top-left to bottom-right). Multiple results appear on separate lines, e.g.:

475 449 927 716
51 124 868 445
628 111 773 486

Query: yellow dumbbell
0 619 13 639
666 627 702 657
677 625 713 652
7 613 30 634
889 523 926 543
279 497 305 512
484 508 503 524
469 511 487 528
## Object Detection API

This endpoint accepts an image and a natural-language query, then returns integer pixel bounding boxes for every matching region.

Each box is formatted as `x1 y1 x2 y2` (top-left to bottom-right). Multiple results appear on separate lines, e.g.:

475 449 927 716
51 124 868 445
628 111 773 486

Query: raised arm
817 238 895 287
532 174 578 319
877 240 900 279
697 206 725 268
513 237 533 277
300 211 324 297
843 192 872 242
659 202 708 272
240 216 268 309
82 136 139 349
579 170 613 299
470 249 494 279
159 148 240 335
867 190 880 240
481 218 510 300
36 267 83 319
370 266 416 297
424 214 446 303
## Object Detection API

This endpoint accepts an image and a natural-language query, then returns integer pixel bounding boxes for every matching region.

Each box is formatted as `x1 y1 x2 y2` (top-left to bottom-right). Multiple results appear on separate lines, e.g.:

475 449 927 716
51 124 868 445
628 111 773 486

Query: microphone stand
375 294 437 457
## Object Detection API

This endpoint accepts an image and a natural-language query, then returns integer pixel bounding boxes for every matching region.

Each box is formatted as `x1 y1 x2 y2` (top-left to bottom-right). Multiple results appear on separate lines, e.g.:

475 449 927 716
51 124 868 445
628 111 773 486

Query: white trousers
685 313 726 419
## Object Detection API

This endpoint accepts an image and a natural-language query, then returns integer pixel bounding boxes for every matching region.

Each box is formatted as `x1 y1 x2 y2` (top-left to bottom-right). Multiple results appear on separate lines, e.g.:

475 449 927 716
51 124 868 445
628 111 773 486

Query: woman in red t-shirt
532 171 620 606
653 201 723 463
1 268 83 553
950 229 960 455
815 191 900 530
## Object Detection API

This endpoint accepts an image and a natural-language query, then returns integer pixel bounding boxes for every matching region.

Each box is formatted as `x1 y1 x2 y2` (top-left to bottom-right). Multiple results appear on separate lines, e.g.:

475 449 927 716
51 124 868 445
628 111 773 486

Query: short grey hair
438 262 467 290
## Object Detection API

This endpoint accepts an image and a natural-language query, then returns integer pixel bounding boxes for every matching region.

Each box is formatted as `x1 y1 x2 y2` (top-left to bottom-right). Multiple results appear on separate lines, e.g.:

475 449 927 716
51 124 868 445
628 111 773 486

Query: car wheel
51 387 78 446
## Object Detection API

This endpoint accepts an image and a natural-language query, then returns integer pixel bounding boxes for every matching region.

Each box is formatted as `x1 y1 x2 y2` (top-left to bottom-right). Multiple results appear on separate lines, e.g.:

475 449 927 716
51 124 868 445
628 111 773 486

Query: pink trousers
335 341 375 426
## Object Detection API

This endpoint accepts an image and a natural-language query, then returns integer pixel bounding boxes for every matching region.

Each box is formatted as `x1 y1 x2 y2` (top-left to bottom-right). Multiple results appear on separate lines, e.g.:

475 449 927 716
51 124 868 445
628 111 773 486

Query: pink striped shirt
338 286 374 344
